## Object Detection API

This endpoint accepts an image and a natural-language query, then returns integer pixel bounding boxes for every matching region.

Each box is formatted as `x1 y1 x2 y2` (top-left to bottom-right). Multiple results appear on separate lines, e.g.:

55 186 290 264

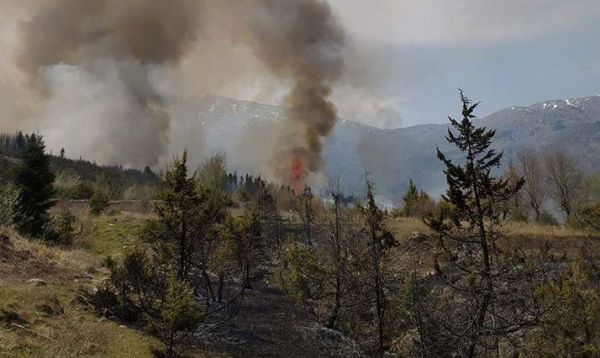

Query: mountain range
176 94 600 201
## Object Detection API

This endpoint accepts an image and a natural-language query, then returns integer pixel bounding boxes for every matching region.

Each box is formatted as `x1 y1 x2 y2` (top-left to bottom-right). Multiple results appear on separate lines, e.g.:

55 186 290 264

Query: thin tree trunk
533 206 541 222
327 196 343 329
467 148 493 358
218 271 224 303
178 212 188 281
327 276 342 329
245 262 252 289
203 269 215 304
306 212 312 246
371 232 385 357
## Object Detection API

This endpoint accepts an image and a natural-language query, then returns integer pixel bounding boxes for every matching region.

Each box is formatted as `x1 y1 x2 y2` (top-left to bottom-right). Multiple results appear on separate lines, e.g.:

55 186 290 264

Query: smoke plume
242 0 345 189
19 0 202 167
7 0 346 185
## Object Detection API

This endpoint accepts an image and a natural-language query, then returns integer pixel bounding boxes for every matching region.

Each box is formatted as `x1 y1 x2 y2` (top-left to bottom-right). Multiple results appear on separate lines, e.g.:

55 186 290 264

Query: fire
290 158 304 194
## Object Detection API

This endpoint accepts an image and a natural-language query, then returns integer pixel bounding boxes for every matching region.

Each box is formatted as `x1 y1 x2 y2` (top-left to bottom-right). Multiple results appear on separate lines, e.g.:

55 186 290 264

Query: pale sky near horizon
329 0 600 128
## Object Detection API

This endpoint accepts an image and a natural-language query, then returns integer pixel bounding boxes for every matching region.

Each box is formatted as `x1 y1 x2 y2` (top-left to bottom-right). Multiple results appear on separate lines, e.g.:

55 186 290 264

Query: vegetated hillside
0 147 159 192
0 226 162 357
0 156 20 184
189 94 600 198
0 206 364 357
2 202 599 357
48 156 159 188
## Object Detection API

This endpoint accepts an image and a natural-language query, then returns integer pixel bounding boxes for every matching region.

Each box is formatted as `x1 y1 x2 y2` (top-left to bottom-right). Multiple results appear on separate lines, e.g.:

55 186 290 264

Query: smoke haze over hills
0 0 352 187
0 1 599 189
185 94 600 200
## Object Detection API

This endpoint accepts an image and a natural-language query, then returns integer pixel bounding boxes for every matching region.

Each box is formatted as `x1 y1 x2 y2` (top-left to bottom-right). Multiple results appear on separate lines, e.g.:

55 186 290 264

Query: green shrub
527 263 600 356
568 203 600 230
106 248 202 356
272 242 328 302
157 278 203 357
399 180 436 218
75 182 94 199
101 255 116 270
510 208 529 223
429 199 455 223
51 209 77 245
54 170 83 199
90 188 111 215
0 183 19 228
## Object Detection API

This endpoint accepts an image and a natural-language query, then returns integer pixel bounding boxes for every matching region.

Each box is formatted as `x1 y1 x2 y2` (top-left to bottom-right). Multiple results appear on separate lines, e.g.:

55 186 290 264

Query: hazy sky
1 1 599 132
329 0 600 127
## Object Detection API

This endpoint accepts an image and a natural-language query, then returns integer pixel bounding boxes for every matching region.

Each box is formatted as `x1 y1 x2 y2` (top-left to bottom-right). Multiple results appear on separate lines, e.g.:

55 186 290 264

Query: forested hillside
1 132 159 199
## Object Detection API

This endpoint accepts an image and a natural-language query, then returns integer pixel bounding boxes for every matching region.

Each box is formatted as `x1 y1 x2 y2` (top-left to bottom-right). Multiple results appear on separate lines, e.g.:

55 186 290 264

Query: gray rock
27 278 47 286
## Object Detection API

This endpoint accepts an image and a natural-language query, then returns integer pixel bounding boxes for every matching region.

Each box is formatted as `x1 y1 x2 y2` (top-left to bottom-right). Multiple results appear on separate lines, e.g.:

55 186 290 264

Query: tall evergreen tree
15 131 26 156
402 179 419 216
149 152 208 281
15 135 55 238
423 92 529 357
362 179 395 356
144 151 228 309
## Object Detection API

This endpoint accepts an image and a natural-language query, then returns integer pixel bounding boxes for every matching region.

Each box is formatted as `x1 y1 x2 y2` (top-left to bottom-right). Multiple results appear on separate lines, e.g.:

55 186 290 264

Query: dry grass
384 217 600 274
386 217 431 240
385 218 437 275
0 285 160 357
1 213 225 357
502 222 600 261
0 229 162 357
504 221 596 239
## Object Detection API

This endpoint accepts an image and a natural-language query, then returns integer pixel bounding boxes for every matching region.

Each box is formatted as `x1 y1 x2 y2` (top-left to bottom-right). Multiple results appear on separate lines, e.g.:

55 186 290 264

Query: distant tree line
1 131 160 201
512 146 600 228
0 131 31 157
391 131 600 231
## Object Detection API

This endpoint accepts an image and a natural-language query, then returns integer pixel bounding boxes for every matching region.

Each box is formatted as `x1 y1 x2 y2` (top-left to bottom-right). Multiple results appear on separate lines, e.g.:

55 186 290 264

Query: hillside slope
0 208 363 357
0 228 161 357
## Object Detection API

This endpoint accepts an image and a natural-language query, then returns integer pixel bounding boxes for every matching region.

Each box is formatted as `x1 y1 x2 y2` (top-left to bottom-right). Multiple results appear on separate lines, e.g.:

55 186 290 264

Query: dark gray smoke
19 0 202 167
242 0 345 188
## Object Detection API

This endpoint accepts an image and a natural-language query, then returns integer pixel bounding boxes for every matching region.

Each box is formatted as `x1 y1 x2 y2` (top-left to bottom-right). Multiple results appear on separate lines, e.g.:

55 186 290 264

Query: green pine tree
402 179 419 217
90 187 111 215
15 135 55 238
225 204 263 289
146 152 227 283
160 278 203 357
362 180 395 356
425 91 525 357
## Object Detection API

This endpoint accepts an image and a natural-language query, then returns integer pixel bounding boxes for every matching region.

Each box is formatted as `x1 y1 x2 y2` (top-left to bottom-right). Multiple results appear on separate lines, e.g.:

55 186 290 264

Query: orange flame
290 158 304 194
